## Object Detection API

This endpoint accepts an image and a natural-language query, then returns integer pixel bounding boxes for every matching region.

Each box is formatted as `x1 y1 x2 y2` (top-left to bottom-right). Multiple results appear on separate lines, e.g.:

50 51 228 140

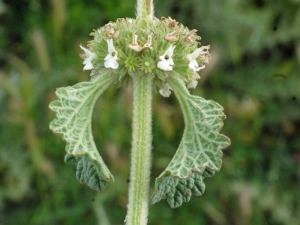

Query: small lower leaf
64 154 109 191
49 71 118 191
152 173 205 208
151 74 230 207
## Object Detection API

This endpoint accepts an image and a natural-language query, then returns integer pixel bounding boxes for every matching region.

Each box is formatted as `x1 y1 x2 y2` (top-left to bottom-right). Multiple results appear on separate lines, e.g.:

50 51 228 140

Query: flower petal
190 48 202 59
168 57 174 66
107 39 117 55
157 45 176 71
80 45 93 56
104 39 119 69
165 45 176 57
187 80 198 89
157 60 172 71
83 62 94 71
187 73 201 89
159 83 172 97
105 59 119 69
80 45 96 70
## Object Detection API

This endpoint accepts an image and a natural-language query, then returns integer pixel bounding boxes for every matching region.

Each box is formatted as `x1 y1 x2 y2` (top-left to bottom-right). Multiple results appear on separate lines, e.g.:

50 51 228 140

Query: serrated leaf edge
49 72 118 191
151 74 230 206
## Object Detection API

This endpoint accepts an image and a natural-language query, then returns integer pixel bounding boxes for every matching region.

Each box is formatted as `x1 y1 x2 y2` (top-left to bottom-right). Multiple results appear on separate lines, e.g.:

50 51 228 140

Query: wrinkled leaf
151 74 230 207
49 72 118 191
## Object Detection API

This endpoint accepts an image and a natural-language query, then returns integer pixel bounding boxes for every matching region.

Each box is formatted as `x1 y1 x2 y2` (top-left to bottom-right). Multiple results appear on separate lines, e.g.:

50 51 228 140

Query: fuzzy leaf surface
151 75 230 208
49 72 118 191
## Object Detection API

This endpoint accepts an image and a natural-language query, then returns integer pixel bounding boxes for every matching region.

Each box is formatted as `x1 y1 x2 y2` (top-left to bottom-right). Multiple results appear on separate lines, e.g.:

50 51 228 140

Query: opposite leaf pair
49 16 230 208
49 71 230 208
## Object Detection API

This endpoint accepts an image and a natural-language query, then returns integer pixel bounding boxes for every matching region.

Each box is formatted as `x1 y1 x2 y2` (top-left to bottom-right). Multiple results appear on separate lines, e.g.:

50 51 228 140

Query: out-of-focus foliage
0 0 299 224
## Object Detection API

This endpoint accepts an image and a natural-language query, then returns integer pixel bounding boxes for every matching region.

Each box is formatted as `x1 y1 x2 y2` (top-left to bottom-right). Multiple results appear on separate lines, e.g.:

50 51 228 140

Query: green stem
126 76 153 225
136 0 154 19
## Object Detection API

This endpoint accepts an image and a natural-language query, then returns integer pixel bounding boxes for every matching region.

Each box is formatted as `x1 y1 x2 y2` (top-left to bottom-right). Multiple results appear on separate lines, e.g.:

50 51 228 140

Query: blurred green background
0 0 299 224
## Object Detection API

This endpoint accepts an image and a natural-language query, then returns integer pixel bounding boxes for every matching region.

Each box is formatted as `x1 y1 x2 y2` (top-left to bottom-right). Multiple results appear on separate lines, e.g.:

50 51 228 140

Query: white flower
104 39 119 69
186 48 206 72
80 45 96 70
153 17 160 25
126 18 133 23
157 45 176 71
187 73 200 89
159 83 172 97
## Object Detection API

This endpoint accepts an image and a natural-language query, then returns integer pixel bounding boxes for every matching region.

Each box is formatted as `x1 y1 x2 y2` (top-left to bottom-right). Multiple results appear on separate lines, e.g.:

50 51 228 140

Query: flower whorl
80 17 211 96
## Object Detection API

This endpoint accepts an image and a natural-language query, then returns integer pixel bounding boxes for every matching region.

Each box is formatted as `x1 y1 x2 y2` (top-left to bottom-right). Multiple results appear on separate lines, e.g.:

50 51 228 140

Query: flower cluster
80 17 211 97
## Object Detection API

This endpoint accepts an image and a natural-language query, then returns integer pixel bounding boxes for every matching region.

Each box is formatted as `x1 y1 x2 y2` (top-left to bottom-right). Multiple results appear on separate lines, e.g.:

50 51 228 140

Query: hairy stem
136 0 154 19
126 76 153 225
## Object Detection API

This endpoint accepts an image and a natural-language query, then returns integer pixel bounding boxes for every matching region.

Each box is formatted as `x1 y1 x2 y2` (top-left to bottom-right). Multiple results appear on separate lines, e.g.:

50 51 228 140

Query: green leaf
151 75 230 208
49 72 118 191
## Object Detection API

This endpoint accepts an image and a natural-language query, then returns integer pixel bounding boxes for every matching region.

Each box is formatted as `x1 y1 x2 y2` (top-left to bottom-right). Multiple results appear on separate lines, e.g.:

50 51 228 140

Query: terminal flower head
104 39 119 69
157 45 176 71
81 18 209 89
80 45 96 70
